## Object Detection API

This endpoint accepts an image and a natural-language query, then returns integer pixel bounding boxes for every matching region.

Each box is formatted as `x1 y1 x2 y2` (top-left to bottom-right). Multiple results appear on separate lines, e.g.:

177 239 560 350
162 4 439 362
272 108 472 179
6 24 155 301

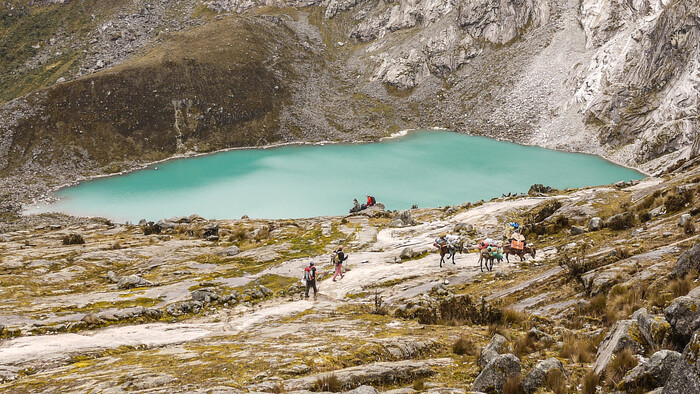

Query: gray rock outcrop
663 330 700 394
478 333 510 367
633 308 671 349
619 349 681 392
522 357 565 394
472 353 522 394
671 243 700 278
594 319 646 374
664 296 700 345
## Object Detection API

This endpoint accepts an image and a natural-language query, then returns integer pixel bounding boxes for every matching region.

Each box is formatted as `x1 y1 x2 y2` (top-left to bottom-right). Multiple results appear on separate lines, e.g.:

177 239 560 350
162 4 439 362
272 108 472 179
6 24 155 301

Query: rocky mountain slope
2 159 700 392
0 0 698 210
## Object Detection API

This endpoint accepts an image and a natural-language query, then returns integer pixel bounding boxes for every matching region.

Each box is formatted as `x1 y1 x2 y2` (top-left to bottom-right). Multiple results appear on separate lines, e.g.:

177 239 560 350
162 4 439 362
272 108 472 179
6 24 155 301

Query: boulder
588 217 602 231
397 210 416 225
117 274 154 289
570 226 585 235
664 296 700 345
225 246 240 256
400 247 415 260
662 330 700 394
618 349 681 392
390 218 405 228
138 219 147 226
472 354 521 394
191 288 219 303
678 214 692 227
478 334 509 368
106 270 120 283
522 358 565 394
203 223 219 238
594 319 646 374
156 218 176 230
528 184 553 195
671 243 700 278
633 308 671 348
259 285 273 297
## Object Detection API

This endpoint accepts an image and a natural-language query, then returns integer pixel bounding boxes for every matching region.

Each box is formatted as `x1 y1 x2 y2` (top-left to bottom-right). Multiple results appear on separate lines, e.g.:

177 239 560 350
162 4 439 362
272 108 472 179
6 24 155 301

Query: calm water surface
30 131 644 222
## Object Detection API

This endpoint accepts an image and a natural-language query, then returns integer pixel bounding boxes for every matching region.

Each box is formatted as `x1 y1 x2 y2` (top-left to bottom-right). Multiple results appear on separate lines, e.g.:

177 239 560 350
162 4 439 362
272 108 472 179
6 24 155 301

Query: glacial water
28 131 644 222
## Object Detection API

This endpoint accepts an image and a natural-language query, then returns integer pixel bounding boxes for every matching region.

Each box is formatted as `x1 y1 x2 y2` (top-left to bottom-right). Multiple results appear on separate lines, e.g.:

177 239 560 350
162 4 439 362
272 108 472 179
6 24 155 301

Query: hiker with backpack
332 245 348 281
303 261 318 298
366 194 376 207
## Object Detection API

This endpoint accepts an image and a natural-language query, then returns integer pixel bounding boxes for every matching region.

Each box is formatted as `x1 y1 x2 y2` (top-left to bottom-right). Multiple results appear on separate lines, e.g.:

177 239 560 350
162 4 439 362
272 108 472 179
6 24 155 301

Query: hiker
303 261 318 298
350 198 362 213
366 194 376 207
332 245 348 281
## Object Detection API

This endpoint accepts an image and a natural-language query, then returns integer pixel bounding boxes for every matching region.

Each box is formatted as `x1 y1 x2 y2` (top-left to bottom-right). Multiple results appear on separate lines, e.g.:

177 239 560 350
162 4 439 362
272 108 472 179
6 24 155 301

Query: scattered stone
82 313 102 325
397 210 416 226
191 288 219 303
522 358 565 394
225 246 240 256
478 334 509 368
619 349 681 392
156 218 176 230
570 225 585 235
400 247 415 260
116 274 154 289
671 243 700 278
664 296 700 345
594 319 646 374
472 354 521 394
662 329 700 394
678 214 692 227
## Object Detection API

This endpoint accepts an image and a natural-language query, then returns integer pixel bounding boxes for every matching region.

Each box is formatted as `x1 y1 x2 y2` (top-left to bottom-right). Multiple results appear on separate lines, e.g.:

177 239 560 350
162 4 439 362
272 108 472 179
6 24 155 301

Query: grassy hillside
1 15 307 176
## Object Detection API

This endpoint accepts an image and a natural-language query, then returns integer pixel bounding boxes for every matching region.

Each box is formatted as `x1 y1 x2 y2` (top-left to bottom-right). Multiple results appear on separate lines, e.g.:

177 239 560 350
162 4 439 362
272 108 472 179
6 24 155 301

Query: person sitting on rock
303 261 318 298
366 194 376 207
350 198 362 213
332 246 348 282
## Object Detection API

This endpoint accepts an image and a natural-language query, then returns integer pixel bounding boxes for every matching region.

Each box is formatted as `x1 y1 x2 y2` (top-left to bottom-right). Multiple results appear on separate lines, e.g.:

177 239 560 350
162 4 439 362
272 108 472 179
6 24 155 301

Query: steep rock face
579 0 700 167
458 0 549 44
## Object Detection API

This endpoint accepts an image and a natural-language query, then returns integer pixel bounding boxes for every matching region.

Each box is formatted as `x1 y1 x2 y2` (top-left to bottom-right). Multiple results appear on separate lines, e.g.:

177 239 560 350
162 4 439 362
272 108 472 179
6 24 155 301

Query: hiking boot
332 279 336 282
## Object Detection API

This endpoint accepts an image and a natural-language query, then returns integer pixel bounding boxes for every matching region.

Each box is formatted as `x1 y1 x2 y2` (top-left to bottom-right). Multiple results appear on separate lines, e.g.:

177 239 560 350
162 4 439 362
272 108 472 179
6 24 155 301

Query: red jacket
367 196 373 206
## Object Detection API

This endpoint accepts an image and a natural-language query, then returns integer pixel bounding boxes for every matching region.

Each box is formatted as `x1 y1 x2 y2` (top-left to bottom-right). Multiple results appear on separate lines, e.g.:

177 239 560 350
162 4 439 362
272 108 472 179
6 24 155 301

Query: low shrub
312 374 342 392
62 234 85 245
503 375 525 394
141 222 160 235
581 370 600 394
412 379 426 391
606 348 638 385
513 334 539 358
452 336 476 356
665 189 694 212
544 368 567 394
606 212 636 230
684 220 696 235
560 335 596 363
108 241 123 250
638 210 652 222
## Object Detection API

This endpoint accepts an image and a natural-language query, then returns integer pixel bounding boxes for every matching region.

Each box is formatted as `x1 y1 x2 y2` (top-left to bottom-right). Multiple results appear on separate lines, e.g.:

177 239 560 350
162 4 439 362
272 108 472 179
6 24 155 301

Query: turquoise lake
29 131 644 222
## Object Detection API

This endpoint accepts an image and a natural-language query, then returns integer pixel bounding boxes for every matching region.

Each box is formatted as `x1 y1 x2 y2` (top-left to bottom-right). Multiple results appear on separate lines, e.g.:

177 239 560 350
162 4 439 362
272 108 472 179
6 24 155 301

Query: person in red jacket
366 194 375 207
